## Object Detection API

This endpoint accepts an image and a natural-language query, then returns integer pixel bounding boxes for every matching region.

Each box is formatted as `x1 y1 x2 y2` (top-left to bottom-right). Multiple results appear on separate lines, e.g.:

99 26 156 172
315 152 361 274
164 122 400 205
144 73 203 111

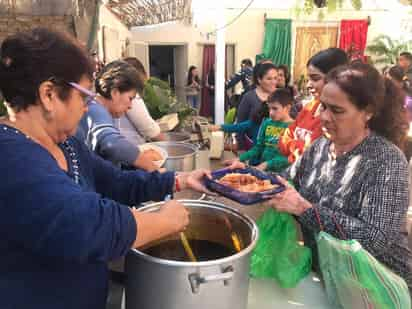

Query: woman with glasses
76 60 160 171
0 28 211 309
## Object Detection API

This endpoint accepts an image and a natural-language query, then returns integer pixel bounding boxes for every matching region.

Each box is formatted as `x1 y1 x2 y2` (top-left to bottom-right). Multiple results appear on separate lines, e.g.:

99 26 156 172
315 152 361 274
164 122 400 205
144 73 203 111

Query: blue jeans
187 95 200 110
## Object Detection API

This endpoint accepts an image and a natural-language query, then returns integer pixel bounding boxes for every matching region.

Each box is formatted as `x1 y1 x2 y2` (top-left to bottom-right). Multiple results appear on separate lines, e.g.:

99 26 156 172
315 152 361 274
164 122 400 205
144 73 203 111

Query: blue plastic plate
204 167 285 205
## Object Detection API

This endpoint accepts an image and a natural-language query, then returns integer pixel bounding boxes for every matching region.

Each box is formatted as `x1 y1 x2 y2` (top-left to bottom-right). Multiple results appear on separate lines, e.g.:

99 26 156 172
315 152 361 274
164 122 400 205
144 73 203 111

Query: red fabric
339 20 369 62
200 45 215 117
279 99 323 163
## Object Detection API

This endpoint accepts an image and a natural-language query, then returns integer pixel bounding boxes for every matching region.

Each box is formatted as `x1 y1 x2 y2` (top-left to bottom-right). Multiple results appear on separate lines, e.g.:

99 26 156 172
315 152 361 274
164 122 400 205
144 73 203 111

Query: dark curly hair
253 63 277 86
276 64 291 85
95 60 144 98
0 27 94 111
326 62 408 150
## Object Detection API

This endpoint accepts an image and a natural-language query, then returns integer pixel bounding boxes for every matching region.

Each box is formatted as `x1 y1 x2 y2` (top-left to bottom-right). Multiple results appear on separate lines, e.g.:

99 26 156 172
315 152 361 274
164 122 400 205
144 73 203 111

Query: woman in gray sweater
266 62 412 289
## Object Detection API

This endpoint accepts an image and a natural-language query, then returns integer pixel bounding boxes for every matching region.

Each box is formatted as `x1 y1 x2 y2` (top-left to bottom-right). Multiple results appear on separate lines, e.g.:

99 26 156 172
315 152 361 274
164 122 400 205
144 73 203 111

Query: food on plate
217 173 279 193
143 148 163 161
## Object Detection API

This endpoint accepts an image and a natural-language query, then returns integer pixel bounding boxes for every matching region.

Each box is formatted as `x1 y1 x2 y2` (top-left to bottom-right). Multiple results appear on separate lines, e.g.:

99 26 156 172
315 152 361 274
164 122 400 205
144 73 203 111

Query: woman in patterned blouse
267 62 412 289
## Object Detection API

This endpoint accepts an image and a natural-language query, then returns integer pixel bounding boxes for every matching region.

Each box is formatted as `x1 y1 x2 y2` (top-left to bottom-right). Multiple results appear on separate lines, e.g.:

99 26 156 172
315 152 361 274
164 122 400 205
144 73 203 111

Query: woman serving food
0 28 212 309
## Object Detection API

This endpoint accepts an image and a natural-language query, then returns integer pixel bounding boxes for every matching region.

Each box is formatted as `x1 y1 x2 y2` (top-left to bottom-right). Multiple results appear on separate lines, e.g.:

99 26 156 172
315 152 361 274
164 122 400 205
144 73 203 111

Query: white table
248 276 331 308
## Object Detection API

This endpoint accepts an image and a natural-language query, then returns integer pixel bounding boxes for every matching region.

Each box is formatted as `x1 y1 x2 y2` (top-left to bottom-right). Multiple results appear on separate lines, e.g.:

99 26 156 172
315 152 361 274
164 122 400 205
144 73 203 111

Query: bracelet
175 175 181 192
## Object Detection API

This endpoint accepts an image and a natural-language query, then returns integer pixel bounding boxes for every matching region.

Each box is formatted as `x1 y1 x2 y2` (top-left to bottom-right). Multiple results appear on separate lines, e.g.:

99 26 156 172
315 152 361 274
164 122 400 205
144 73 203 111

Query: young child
236 88 294 172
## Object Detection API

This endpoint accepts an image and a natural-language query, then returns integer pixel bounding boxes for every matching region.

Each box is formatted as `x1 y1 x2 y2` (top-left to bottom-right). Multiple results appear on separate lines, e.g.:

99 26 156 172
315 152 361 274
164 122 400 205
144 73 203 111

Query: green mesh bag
250 208 312 288
317 231 411 309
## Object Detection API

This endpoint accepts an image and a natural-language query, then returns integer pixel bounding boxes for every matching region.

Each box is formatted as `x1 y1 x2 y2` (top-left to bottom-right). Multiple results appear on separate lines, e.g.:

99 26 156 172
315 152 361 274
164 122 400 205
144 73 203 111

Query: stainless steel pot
149 142 197 172
163 132 191 143
125 200 258 309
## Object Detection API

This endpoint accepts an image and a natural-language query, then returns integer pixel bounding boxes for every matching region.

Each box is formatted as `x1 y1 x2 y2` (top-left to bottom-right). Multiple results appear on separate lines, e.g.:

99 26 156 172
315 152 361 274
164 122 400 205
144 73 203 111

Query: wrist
297 198 312 216
175 173 188 191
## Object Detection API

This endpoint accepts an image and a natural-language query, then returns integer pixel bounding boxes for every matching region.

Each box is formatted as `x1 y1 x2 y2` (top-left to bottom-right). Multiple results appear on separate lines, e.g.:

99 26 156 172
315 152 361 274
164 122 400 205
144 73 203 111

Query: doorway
148 44 188 104
149 45 175 86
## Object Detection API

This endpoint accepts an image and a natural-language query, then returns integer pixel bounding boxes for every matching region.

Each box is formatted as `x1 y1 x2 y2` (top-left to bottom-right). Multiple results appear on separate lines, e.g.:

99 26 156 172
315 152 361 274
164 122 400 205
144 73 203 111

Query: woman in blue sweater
76 60 160 172
0 28 210 309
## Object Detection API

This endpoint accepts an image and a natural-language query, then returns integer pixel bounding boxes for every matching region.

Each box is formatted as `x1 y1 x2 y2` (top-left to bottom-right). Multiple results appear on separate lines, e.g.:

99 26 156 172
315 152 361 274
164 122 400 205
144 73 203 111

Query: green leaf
0 99 6 117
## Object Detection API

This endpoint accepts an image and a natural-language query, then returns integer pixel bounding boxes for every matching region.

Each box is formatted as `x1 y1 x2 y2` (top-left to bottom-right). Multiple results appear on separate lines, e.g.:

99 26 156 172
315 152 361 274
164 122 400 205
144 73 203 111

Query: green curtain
256 19 292 68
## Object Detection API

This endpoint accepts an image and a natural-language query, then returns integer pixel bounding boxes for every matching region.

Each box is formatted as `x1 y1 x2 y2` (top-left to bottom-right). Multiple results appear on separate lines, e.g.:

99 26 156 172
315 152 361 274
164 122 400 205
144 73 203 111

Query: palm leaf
367 34 412 66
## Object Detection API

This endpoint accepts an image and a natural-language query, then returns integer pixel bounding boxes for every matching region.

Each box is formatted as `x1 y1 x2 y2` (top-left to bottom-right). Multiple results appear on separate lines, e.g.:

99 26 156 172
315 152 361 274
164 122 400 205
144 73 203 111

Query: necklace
0 124 81 184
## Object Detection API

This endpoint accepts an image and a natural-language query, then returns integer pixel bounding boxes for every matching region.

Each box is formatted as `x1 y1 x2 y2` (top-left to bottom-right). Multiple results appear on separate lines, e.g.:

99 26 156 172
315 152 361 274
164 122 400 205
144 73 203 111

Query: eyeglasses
48 77 97 106
67 82 97 106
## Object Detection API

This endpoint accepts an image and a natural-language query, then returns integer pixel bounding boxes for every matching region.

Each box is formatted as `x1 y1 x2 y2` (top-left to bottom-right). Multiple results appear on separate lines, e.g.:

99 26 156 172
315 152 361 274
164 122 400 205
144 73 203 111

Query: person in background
276 65 294 96
226 88 294 172
209 99 268 149
279 48 348 163
387 65 412 161
115 57 165 145
186 65 201 111
226 58 254 94
76 60 159 171
250 59 273 91
0 27 212 309
267 62 412 291
386 65 412 96
276 64 301 119
235 63 278 150
205 63 215 119
398 52 412 82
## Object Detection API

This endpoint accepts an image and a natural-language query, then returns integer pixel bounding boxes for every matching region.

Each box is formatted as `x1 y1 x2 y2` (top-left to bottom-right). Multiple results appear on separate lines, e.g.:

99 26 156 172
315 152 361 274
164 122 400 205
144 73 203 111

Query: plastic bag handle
313 205 347 240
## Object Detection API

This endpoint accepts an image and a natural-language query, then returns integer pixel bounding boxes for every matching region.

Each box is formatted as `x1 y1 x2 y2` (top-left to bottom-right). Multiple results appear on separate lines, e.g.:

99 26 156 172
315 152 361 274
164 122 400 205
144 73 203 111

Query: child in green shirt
236 88 293 172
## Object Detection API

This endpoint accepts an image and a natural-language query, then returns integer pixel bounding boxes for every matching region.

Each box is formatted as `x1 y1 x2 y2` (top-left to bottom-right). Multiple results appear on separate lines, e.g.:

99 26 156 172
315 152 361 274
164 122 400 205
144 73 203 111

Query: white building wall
131 2 411 78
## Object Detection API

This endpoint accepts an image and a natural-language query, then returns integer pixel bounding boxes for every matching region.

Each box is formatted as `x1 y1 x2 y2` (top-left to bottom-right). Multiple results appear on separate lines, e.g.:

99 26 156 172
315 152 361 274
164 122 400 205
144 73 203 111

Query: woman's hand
209 124 221 132
131 200 189 248
265 177 312 216
223 158 246 170
134 152 158 172
177 169 215 194
256 162 267 171
158 200 190 233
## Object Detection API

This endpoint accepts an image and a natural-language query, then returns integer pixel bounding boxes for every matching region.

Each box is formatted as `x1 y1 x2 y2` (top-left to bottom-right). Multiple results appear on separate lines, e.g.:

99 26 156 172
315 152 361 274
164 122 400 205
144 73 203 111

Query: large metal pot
125 200 258 309
149 142 197 172
163 132 192 143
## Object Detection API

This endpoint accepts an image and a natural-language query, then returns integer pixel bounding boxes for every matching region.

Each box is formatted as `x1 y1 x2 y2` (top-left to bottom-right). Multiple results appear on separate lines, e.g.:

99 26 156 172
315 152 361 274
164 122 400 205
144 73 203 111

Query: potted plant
301 0 362 15
366 35 412 65
143 77 195 128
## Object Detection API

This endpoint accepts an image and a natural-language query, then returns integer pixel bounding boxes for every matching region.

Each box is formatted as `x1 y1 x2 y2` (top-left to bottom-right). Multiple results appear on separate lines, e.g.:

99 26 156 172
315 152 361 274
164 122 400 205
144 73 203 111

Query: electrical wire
208 0 256 35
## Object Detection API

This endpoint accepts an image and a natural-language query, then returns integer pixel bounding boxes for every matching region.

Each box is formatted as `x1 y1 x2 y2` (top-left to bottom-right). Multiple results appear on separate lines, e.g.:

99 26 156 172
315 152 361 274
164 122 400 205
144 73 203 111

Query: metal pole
214 3 225 124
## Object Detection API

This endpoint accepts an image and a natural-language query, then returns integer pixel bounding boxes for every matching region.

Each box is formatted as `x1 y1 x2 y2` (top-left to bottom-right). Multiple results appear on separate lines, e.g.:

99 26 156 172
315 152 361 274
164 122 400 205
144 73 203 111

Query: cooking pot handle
188 266 234 294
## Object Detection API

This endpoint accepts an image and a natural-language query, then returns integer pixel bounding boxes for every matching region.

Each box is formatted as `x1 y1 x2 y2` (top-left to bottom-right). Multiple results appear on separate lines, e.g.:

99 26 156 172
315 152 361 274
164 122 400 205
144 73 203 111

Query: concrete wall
0 0 97 46
97 5 132 63
0 15 74 43
131 6 411 80
0 0 73 15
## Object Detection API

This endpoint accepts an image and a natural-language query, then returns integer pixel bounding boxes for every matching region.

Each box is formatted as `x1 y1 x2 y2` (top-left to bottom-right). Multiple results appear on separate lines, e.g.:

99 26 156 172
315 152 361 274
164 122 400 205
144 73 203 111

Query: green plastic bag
250 208 312 288
317 231 411 309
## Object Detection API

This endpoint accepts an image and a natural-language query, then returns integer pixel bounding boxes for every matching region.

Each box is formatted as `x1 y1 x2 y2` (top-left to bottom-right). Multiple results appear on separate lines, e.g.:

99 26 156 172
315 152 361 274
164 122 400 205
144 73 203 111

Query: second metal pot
163 132 192 143
149 141 198 172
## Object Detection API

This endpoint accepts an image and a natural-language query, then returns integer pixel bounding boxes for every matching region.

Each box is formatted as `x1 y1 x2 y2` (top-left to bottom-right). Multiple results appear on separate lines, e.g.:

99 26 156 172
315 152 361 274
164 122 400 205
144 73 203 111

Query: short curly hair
0 27 93 111
95 60 144 99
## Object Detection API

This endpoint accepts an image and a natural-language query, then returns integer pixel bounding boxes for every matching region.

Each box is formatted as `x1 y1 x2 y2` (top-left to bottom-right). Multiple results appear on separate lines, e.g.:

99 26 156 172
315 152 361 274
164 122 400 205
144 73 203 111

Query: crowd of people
1 26 412 308
214 47 412 293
